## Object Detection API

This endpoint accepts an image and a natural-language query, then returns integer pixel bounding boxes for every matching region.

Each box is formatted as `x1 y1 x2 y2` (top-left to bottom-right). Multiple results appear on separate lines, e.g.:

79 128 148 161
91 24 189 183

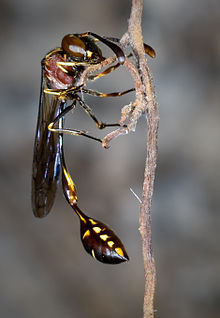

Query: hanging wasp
32 32 156 264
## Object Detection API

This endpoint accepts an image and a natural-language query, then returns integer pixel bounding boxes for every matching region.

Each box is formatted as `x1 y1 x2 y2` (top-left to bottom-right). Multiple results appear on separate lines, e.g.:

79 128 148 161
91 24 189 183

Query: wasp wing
32 64 62 218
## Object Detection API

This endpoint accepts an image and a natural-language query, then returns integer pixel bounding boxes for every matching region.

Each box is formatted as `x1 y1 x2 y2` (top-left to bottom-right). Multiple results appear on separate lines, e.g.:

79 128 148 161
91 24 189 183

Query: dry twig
125 2 158 317
81 1 158 316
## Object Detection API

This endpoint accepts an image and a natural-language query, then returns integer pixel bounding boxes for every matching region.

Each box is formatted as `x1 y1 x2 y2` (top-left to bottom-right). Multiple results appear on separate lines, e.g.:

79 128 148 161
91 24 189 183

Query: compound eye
62 34 86 58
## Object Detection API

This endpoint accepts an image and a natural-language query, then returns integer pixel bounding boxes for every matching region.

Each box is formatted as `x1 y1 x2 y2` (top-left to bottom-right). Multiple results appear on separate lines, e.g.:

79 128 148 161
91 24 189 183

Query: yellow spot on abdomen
89 218 97 225
93 227 102 234
115 247 124 257
99 235 110 241
82 230 90 240
107 240 115 247
91 249 96 259
100 234 110 241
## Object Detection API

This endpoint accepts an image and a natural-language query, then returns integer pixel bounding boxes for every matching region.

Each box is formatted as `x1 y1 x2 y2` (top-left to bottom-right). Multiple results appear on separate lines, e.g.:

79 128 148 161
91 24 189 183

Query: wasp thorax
62 34 86 58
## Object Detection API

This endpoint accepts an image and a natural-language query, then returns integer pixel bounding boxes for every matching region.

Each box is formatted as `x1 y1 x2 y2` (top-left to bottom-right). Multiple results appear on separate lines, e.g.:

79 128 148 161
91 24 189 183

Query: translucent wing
32 64 62 218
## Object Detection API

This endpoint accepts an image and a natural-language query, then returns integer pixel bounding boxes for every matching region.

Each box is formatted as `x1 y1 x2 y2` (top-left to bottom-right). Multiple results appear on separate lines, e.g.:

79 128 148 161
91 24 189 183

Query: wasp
32 32 156 264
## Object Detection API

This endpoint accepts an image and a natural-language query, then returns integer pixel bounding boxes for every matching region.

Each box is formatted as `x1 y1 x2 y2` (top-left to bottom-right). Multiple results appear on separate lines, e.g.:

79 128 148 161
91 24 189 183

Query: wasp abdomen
73 205 129 264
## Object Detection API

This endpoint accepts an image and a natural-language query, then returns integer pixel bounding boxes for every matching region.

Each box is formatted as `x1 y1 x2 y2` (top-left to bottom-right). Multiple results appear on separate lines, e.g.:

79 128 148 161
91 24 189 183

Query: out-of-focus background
0 0 219 317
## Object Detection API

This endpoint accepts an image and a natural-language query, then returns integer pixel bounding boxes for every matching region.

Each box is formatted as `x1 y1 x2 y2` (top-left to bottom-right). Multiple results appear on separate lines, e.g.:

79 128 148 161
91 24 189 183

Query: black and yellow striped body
74 205 129 264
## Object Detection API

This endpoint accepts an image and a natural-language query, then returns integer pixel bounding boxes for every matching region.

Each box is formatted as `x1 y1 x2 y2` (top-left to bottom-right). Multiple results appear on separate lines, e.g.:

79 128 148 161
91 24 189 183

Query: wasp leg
82 87 135 98
56 60 89 67
46 87 132 138
48 102 102 143
86 50 154 82
44 84 83 97
103 37 156 58
88 63 121 81
76 88 135 129
77 32 125 64
50 125 102 143
76 96 124 130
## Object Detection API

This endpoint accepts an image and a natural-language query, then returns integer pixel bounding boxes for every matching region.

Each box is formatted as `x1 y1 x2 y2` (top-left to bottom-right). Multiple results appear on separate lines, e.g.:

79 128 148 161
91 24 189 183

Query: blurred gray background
0 0 219 317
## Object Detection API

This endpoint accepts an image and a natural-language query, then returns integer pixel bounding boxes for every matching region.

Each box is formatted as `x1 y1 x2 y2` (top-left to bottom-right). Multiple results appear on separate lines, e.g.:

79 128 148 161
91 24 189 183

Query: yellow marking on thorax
86 50 93 58
45 48 63 59
57 61 78 66
115 247 124 257
56 63 69 73
57 61 88 67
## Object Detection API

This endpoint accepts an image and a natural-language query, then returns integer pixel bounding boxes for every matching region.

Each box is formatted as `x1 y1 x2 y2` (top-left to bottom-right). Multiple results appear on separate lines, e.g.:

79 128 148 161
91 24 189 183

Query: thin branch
103 0 159 316
81 1 159 316
128 1 159 317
